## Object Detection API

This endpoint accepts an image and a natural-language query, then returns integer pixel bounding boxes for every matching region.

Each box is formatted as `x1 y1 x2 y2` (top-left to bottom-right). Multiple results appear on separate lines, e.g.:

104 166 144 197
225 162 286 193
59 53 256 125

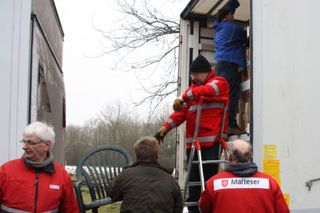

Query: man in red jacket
155 54 229 213
0 121 79 213
199 139 289 213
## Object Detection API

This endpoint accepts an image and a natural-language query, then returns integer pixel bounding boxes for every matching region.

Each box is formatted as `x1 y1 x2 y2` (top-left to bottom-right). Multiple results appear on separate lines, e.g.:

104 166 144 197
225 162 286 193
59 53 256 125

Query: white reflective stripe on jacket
1 204 58 213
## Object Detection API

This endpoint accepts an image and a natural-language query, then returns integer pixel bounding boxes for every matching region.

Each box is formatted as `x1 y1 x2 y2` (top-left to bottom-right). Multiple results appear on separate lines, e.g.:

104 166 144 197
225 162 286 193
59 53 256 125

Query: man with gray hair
0 121 79 213
106 136 183 213
199 139 289 213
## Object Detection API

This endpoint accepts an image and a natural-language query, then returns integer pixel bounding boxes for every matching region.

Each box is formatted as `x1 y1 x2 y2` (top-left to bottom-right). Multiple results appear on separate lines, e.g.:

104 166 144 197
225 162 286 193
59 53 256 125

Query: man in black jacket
106 136 183 213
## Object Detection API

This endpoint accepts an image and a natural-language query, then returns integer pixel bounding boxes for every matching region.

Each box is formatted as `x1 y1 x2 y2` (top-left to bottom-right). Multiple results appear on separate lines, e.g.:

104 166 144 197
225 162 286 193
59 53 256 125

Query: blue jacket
213 20 247 67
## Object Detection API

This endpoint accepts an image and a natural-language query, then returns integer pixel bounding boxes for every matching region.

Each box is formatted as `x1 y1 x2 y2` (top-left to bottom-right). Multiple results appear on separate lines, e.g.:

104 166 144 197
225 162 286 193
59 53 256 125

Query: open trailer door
177 0 251 188
178 0 320 211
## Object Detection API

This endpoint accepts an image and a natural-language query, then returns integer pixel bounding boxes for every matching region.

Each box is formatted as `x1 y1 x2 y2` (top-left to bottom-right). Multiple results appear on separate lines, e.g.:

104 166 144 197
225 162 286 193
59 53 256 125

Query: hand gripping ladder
183 96 230 209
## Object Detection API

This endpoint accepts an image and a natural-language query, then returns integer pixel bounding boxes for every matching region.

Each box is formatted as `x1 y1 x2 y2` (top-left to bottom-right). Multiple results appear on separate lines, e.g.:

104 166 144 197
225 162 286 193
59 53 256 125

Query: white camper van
0 0 66 164
177 0 320 211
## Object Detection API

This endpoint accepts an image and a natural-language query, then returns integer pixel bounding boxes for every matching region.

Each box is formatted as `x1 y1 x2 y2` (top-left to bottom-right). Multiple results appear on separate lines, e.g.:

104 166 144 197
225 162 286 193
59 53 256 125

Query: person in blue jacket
213 0 248 135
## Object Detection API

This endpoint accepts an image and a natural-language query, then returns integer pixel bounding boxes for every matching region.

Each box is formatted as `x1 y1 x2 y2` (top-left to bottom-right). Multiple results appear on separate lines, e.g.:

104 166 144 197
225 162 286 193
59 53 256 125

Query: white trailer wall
0 0 32 164
253 0 320 211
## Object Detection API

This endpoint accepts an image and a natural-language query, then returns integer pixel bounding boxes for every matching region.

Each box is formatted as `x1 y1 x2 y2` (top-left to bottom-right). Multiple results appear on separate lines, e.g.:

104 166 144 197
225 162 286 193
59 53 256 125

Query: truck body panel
0 0 66 164
178 0 320 211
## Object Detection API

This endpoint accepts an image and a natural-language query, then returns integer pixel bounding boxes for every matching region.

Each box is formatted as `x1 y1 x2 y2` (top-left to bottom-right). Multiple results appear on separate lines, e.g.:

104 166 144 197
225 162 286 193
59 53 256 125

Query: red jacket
0 158 79 213
164 70 229 149
199 171 289 213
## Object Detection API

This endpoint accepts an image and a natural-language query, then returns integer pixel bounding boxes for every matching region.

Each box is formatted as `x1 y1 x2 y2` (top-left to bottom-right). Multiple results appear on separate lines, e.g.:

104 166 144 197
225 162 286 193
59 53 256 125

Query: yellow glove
154 126 168 143
173 96 184 112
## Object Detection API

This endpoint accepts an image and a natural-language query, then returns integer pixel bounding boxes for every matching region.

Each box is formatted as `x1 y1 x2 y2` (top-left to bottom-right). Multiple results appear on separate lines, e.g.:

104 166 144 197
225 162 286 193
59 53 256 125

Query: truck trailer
0 0 66 164
177 0 320 211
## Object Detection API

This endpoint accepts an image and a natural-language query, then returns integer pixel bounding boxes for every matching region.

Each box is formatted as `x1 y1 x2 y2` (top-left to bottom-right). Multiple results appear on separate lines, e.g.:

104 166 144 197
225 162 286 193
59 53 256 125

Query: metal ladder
183 96 230 210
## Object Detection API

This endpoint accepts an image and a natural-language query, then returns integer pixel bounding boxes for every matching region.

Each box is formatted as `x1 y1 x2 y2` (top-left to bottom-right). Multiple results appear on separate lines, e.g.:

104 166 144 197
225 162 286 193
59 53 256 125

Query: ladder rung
184 201 198 207
192 160 229 164
187 181 201 186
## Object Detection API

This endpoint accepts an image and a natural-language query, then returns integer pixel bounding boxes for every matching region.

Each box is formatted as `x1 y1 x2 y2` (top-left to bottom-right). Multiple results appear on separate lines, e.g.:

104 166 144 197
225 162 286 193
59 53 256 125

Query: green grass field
71 174 121 212
81 188 121 212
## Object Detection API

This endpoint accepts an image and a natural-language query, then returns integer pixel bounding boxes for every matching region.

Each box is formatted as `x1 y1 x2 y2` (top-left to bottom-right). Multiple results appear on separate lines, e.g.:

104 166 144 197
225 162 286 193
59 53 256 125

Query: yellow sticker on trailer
263 144 277 160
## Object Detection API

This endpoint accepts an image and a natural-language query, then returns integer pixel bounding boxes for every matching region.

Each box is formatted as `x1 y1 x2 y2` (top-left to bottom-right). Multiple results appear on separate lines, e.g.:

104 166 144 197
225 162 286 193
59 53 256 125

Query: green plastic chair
74 145 133 213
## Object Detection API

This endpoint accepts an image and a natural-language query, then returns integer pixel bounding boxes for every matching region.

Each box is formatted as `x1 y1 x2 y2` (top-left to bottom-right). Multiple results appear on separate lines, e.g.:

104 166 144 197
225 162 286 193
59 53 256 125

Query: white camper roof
180 0 249 22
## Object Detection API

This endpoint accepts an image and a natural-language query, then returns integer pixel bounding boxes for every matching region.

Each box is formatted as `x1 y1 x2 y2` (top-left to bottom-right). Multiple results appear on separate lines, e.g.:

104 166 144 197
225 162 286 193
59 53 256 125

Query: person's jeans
215 61 240 128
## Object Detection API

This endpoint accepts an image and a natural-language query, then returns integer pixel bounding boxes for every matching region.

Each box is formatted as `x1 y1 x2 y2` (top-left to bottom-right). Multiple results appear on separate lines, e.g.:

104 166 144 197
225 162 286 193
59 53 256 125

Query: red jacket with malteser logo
0 158 79 213
199 169 289 213
163 70 229 149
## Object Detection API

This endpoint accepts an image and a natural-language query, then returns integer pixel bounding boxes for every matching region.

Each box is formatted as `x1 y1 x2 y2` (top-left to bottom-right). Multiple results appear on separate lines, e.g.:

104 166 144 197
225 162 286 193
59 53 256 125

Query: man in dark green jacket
106 136 183 213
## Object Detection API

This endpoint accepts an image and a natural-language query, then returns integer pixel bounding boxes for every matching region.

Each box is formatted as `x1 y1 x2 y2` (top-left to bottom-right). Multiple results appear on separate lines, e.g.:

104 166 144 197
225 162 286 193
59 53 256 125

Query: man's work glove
154 126 168 143
173 96 184 112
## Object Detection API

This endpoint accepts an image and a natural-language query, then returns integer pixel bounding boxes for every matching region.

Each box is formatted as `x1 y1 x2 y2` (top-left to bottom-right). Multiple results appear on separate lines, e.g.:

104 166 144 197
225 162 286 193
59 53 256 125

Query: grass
79 186 121 213
82 191 121 213
70 175 121 212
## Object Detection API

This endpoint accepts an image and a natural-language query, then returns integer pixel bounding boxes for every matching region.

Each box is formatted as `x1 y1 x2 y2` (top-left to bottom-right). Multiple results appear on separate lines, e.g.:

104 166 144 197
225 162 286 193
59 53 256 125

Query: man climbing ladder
155 54 230 213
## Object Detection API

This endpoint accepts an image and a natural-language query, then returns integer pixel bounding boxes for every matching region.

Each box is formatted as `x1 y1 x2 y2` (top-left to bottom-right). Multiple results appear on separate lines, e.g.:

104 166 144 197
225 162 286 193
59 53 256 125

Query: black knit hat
190 55 211 73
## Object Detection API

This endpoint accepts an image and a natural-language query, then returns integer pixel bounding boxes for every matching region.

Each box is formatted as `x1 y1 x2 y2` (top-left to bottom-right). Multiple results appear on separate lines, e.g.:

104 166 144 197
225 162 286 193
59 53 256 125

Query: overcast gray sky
55 0 186 126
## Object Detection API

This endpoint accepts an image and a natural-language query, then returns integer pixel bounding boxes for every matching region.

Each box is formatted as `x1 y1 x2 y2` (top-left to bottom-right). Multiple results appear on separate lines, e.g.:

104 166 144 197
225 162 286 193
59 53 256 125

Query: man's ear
228 153 234 162
44 141 51 151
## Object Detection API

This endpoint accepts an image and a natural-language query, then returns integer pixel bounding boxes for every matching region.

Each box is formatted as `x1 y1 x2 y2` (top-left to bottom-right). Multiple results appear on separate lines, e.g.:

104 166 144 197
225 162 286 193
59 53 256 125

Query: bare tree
95 0 183 113
65 125 92 165
65 103 177 167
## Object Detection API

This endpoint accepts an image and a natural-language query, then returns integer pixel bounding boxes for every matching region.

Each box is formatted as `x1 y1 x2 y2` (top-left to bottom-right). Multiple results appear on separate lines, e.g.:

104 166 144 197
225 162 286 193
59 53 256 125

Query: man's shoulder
212 171 272 179
127 163 172 174
207 171 234 182
126 164 176 181
219 21 237 29
211 171 280 188
253 171 273 179
53 161 65 169
214 20 232 29
52 162 71 175
0 159 26 176
211 76 228 82
207 75 229 86
208 171 275 187
1 158 23 168
254 171 280 184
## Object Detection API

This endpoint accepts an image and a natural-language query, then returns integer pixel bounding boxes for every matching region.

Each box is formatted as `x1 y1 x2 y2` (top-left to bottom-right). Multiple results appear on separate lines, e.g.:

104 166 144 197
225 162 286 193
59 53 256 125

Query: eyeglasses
19 139 45 146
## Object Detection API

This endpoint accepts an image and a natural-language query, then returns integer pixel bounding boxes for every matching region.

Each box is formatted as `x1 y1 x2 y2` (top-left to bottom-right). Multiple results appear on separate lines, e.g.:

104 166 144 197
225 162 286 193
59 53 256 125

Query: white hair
23 121 55 150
